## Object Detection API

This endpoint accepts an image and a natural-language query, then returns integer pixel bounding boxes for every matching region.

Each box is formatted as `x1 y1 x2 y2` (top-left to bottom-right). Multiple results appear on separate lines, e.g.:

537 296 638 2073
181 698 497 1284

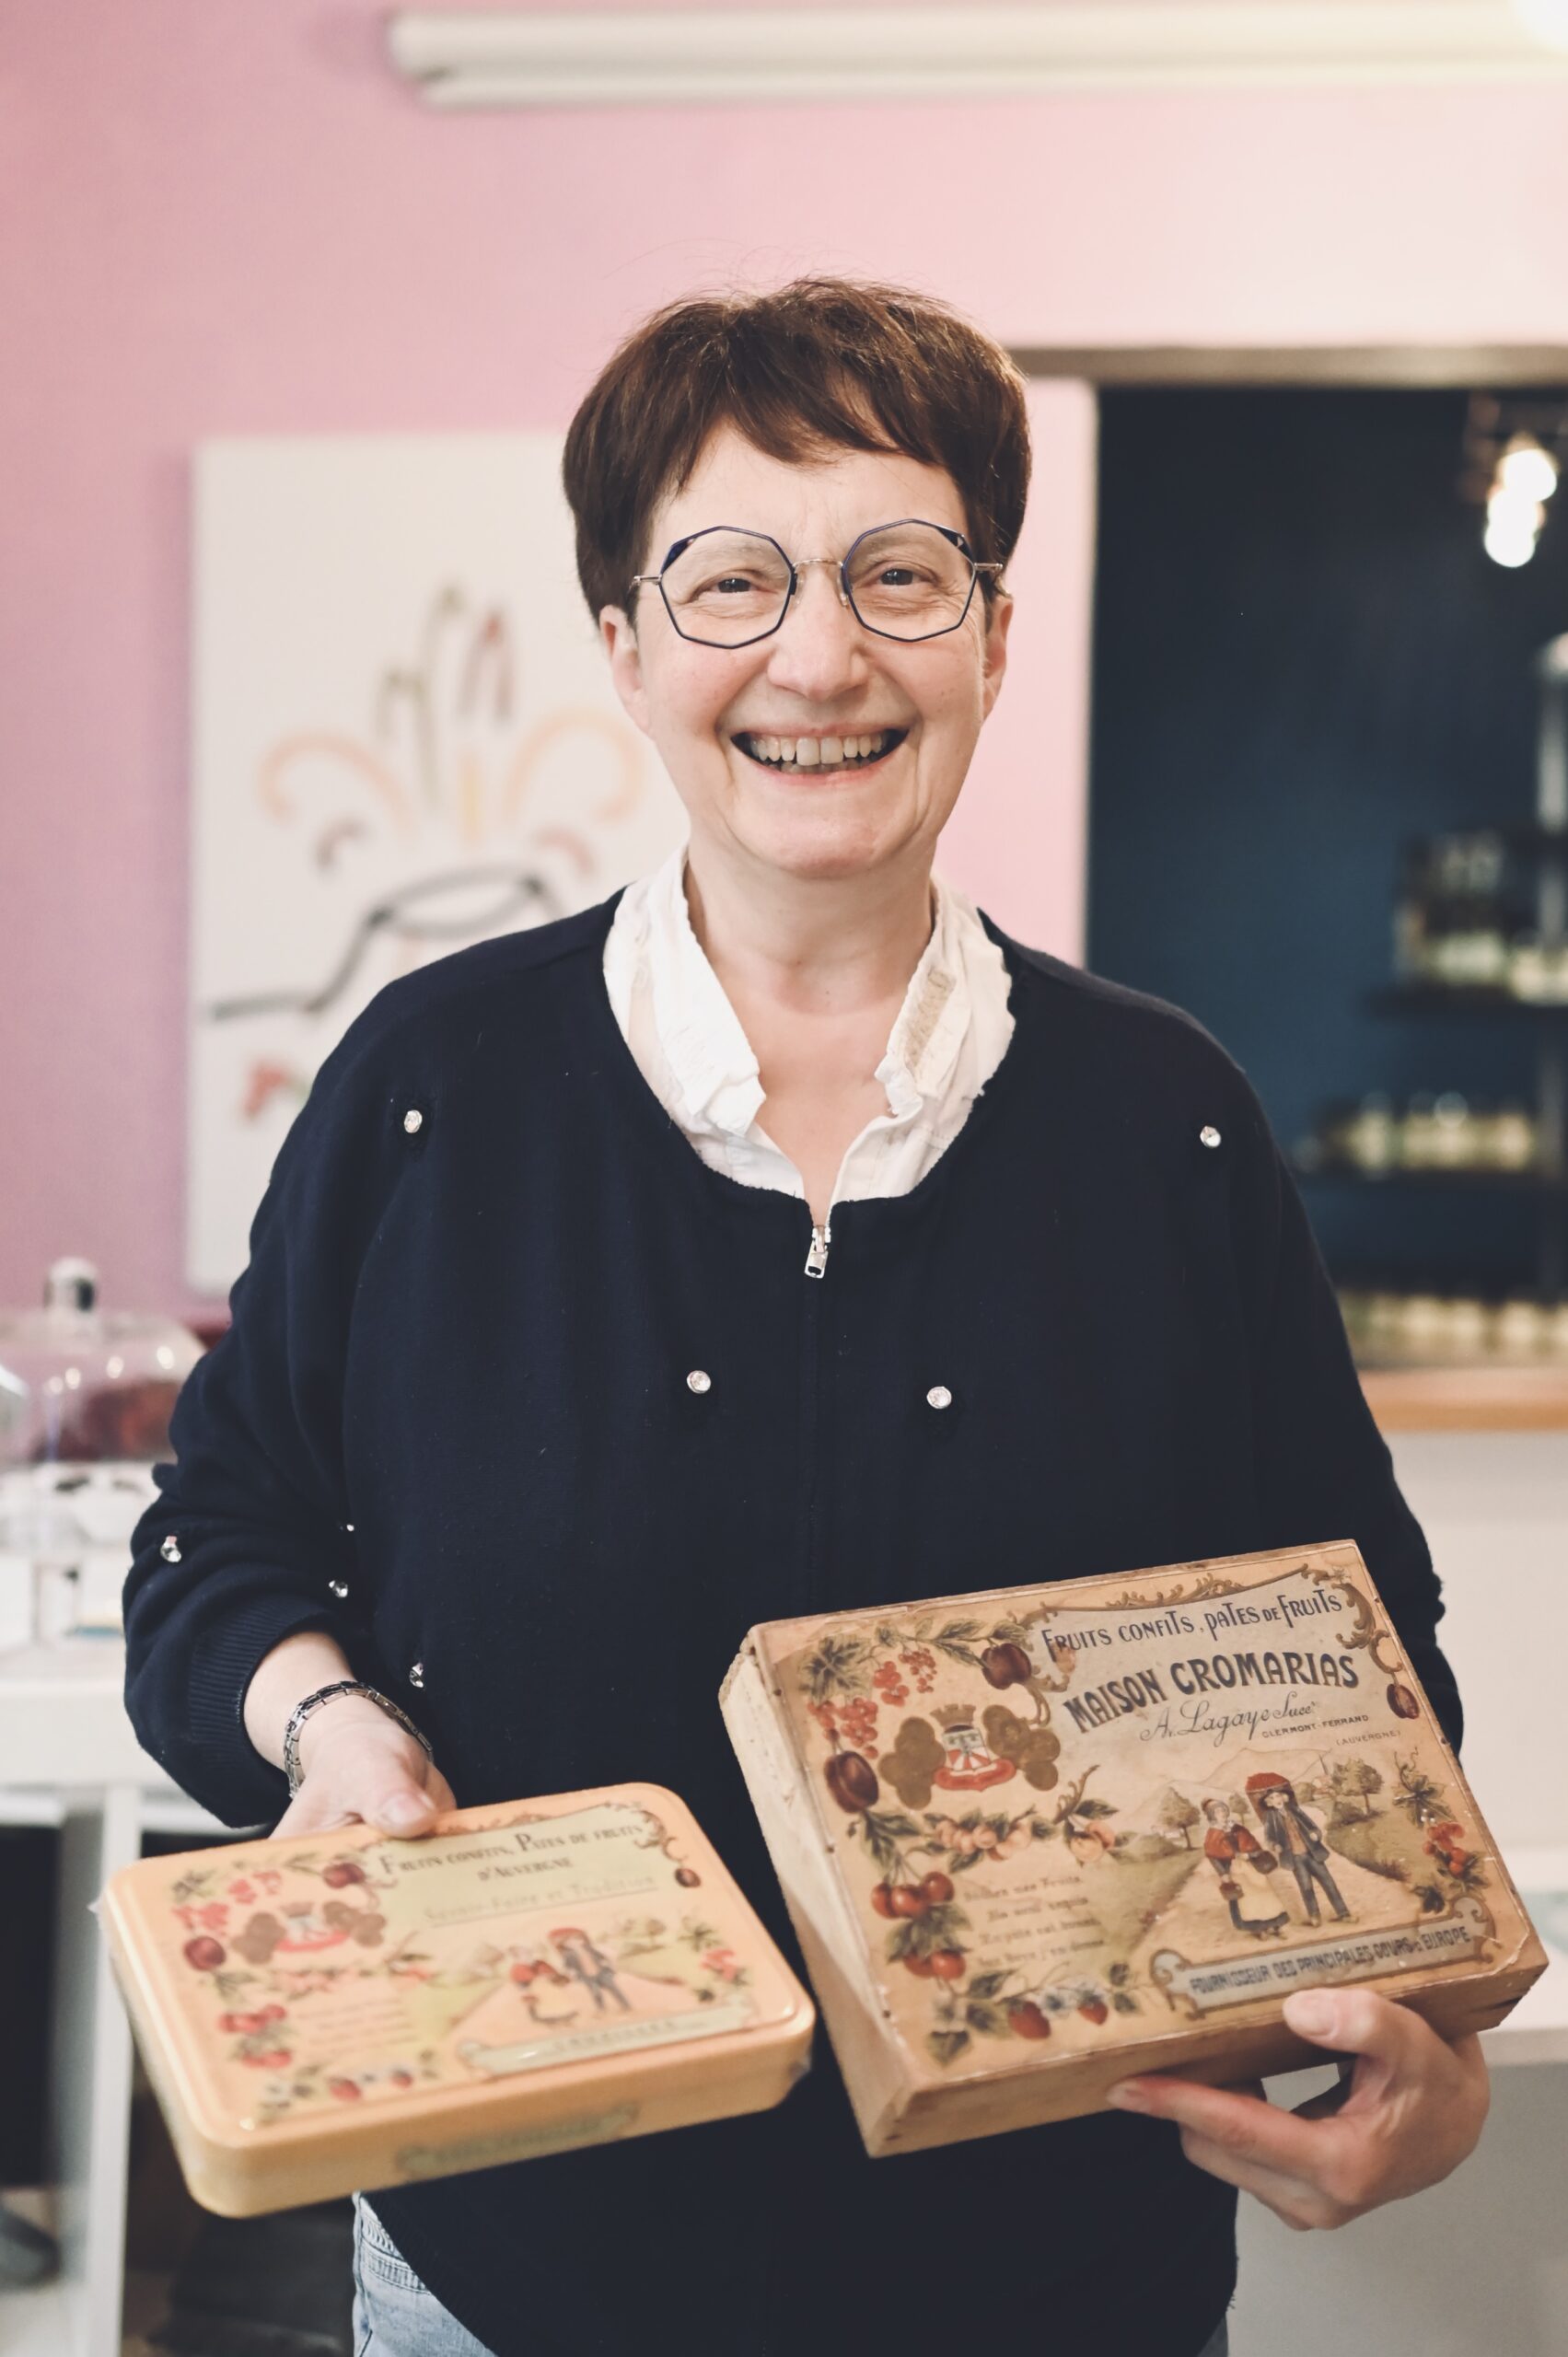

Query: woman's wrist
242 1626 358 1771
292 1689 410 1783
283 1683 432 1795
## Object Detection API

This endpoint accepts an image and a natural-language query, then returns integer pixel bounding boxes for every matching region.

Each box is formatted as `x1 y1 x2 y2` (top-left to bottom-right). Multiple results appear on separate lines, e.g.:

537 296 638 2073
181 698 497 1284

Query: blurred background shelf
1359 1364 1568 1431
1368 985 1568 1017
1297 1163 1567 1191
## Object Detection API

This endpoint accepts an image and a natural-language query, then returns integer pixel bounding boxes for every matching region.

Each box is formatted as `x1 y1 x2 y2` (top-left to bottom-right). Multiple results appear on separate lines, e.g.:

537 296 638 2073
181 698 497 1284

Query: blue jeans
351 2192 1230 2355
352 2194 497 2356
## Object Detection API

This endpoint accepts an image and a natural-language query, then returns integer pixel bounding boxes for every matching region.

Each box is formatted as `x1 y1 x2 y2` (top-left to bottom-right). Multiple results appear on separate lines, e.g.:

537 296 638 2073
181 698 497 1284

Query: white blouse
602 845 1016 1218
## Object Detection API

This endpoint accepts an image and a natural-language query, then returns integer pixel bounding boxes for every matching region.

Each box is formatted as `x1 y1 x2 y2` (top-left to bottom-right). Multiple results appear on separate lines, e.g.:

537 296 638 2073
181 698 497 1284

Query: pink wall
6 3 1568 1317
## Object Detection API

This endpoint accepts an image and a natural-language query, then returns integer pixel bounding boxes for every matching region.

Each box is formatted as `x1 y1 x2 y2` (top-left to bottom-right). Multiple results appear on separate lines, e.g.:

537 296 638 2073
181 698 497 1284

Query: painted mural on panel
190 435 685 1293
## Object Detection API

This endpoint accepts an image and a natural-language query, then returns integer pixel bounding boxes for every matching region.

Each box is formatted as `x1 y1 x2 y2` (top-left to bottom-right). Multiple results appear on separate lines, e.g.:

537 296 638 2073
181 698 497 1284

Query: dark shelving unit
1297 634 1568 1306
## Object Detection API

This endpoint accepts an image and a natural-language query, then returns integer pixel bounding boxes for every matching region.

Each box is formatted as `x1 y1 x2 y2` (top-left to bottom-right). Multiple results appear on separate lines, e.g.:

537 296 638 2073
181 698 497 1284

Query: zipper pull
804 1224 831 1280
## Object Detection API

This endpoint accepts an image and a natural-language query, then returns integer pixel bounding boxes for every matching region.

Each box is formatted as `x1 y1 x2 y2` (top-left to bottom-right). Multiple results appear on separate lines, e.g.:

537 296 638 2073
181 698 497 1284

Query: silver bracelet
282 1680 434 1799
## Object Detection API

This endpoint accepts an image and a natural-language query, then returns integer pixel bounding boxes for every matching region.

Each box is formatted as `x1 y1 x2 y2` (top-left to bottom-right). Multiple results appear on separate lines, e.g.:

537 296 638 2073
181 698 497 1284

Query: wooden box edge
719 1642 911 2154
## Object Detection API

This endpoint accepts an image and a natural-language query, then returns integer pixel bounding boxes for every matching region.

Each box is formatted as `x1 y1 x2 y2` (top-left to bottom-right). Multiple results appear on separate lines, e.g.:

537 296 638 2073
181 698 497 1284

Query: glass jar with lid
0 1259 203 1647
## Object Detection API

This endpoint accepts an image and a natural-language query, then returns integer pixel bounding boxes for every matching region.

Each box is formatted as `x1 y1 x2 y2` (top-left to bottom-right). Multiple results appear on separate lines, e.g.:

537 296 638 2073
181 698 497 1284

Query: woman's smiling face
600 423 1011 886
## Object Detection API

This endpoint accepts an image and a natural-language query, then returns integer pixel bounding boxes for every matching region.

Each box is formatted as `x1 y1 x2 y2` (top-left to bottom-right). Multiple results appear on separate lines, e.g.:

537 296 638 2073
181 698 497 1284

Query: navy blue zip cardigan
124 894 1460 2357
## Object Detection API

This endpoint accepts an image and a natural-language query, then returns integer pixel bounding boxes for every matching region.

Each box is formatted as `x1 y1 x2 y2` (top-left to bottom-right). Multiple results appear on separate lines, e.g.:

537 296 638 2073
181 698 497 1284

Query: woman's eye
706 574 761 596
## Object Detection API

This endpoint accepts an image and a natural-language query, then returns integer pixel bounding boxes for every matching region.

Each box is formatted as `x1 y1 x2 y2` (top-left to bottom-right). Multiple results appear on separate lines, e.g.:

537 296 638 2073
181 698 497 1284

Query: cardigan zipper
798 1215 829 1595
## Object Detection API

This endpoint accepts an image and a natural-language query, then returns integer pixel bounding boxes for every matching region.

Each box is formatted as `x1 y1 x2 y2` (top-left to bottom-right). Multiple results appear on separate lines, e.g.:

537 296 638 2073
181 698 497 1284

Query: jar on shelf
1401 1092 1473 1168
1427 929 1508 988
1444 1296 1490 1355
1478 1107 1539 1170
1344 1094 1399 1172
1508 942 1568 1002
1493 1299 1551 1359
1394 1295 1450 1354
1363 1292 1406 1349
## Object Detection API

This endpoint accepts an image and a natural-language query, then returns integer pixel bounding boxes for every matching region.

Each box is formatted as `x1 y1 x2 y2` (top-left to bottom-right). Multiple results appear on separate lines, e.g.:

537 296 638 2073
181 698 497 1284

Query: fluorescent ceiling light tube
386 7 1568 110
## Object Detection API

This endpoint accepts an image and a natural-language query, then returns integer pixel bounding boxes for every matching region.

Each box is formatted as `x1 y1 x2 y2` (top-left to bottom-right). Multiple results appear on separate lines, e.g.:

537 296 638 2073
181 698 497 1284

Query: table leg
46 1783 143 2357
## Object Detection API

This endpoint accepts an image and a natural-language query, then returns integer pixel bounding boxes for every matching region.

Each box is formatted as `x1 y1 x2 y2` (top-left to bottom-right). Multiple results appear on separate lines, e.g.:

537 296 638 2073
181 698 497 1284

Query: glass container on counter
0 1259 203 1647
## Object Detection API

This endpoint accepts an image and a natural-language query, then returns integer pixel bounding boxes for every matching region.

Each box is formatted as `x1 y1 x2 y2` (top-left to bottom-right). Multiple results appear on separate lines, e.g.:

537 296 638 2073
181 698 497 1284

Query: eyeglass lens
657 524 978 645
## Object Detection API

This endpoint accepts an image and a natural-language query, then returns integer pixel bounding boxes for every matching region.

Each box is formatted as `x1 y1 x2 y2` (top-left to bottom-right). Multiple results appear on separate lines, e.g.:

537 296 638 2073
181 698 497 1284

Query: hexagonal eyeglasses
629 519 1004 648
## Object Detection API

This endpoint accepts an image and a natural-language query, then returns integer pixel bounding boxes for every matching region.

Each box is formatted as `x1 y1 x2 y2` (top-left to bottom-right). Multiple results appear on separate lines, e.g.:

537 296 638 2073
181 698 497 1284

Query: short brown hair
562 276 1030 622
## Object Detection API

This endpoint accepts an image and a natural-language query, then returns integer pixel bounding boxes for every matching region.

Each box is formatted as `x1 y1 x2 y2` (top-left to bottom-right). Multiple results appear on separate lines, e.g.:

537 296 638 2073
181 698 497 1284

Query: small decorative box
97 1782 814 2214
721 1541 1545 2157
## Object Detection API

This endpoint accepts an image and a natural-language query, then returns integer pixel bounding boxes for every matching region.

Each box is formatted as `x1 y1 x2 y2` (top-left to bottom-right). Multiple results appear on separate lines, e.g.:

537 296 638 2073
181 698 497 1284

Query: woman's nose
763 563 869 700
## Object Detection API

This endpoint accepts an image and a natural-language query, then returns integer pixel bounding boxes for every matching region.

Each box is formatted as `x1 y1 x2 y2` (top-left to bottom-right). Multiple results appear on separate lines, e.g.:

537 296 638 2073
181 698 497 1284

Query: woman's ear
599 605 652 737
980 590 1014 721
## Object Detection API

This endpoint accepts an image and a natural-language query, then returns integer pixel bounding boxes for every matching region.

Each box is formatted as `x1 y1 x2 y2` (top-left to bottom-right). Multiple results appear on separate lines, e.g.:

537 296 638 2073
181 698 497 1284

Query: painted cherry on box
981 1642 1031 1690
825 1749 880 1812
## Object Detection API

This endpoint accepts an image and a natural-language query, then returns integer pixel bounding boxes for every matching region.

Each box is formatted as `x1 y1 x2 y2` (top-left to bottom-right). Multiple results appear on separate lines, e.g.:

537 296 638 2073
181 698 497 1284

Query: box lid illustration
98 1782 814 2213
721 1541 1545 2156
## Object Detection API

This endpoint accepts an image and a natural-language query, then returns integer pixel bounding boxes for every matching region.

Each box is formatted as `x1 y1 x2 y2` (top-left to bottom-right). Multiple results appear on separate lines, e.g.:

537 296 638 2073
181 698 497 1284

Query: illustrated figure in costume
1201 1799 1287 1939
551 1928 632 2013
1244 1773 1352 1926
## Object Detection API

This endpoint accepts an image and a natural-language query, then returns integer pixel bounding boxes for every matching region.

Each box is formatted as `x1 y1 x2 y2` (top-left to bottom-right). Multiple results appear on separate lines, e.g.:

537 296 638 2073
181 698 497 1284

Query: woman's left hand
1105 1986 1490 2230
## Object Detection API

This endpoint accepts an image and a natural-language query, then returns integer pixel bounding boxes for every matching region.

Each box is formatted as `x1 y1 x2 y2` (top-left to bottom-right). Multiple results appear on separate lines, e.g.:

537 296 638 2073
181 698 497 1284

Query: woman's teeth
737 729 901 770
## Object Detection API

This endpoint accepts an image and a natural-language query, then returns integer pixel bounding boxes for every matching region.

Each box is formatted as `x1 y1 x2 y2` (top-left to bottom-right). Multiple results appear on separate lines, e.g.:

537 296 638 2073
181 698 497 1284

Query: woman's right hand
273 1694 458 1840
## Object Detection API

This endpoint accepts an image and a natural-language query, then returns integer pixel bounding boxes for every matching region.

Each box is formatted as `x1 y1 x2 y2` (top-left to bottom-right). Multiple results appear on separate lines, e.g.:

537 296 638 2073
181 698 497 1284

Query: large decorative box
98 1782 814 2214
721 1541 1545 2157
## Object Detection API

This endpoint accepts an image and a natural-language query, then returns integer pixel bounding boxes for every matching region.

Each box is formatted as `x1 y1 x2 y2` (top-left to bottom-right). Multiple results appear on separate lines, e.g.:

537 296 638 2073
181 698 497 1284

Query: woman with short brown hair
126 277 1485 2357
